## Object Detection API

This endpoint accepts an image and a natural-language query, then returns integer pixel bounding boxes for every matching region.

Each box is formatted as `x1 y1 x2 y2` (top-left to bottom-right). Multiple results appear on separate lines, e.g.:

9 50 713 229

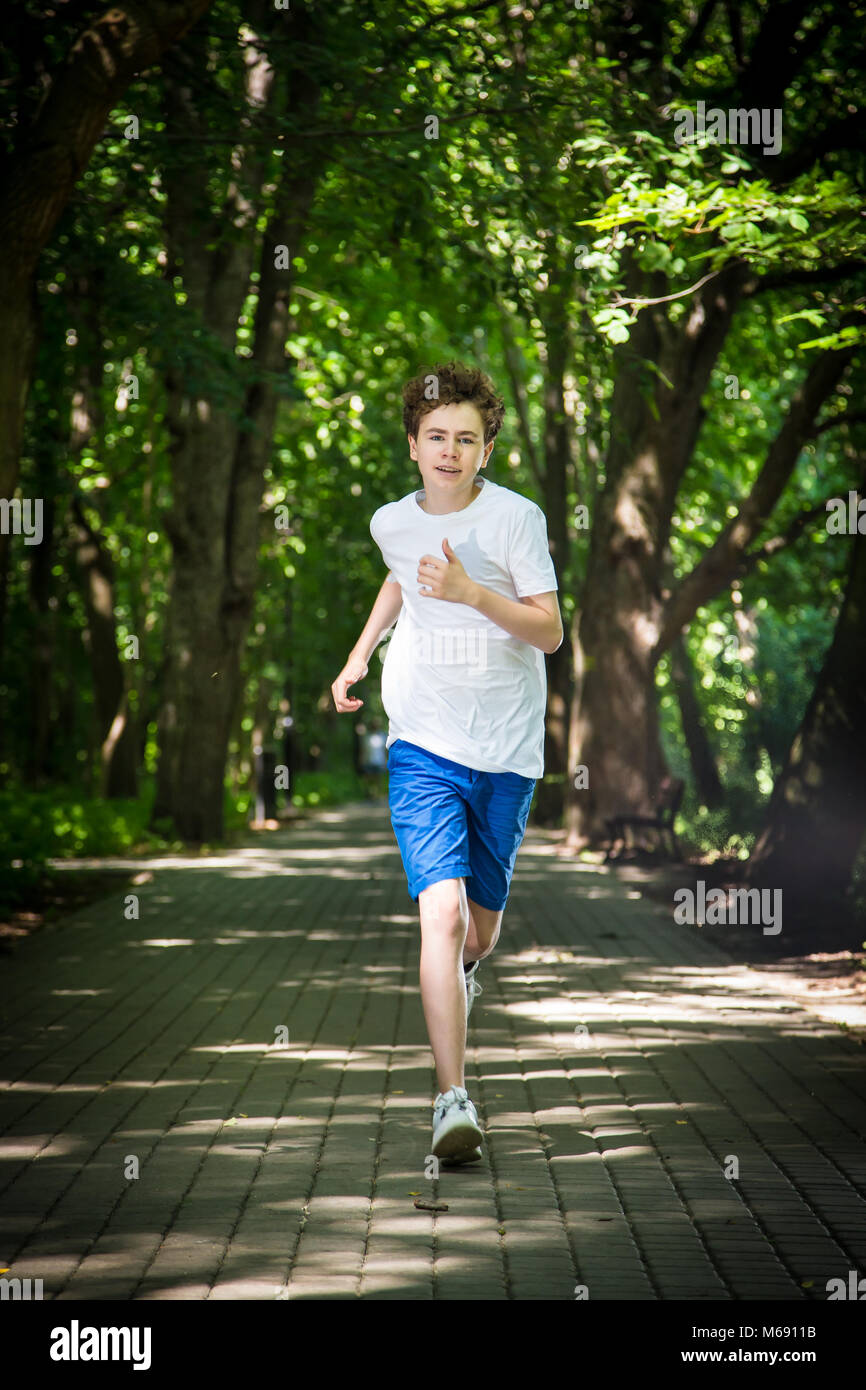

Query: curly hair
402 360 506 446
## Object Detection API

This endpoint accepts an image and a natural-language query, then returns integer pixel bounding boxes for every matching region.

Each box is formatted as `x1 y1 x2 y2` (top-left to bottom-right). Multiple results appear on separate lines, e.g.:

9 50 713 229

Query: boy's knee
419 878 468 931
476 924 501 959
468 900 504 942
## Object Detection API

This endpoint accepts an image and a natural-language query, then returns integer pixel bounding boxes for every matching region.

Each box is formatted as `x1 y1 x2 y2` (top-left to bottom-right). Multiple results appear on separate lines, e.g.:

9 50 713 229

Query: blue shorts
387 739 536 912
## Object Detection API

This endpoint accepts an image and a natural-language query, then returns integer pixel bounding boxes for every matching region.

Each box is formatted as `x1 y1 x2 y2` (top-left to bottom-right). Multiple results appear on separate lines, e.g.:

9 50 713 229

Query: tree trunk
670 631 724 809
746 502 866 924
566 258 743 845
0 280 41 673
19 326 67 785
151 10 322 841
24 442 60 787
70 496 138 798
730 587 766 777
534 263 576 825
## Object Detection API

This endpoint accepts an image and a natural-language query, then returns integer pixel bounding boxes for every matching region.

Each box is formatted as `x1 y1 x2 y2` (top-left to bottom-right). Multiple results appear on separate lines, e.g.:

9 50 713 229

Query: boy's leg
418 877 470 1094
386 740 511 1087
463 768 536 962
464 900 504 964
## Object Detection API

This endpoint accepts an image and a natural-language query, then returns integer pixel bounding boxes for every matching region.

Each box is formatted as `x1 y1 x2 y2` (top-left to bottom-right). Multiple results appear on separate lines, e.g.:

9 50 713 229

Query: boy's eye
431 434 472 442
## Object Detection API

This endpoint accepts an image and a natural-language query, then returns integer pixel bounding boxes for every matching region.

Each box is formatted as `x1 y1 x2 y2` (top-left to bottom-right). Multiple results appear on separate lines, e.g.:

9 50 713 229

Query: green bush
0 769 375 881
676 775 769 860
0 782 176 861
289 768 380 807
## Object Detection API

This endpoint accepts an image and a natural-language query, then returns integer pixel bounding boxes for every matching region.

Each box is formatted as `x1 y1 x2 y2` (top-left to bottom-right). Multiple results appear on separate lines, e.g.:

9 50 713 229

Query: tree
0 0 216 669
562 0 866 845
148 1 325 839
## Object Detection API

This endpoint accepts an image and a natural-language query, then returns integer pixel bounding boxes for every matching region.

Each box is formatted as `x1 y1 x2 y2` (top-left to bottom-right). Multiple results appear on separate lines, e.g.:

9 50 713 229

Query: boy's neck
419 479 483 515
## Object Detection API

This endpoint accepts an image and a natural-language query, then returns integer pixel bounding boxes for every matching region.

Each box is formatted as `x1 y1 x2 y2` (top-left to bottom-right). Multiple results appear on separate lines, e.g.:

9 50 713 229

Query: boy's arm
416 544 562 654
332 575 403 712
417 507 562 653
467 584 563 655
350 574 404 663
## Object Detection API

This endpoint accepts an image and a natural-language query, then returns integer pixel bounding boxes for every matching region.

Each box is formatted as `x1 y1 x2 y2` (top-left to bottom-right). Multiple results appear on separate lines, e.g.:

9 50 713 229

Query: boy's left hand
417 539 476 605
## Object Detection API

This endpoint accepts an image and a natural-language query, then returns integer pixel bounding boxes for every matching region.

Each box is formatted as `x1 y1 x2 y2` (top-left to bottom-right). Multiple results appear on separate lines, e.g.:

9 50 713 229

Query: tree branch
809 408 866 439
736 0 814 111
653 321 860 659
675 0 720 65
723 0 745 71
499 304 545 495
379 0 502 57
0 1 216 280
742 260 866 296
613 267 728 310
769 109 866 184
735 502 828 576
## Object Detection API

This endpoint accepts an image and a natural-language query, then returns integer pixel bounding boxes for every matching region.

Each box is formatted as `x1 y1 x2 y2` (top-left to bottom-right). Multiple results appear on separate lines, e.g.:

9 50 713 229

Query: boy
331 361 562 1165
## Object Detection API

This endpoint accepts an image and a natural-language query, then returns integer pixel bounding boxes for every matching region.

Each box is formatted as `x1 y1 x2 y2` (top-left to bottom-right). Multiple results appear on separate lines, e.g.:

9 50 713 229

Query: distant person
331 360 562 1168
362 721 387 772
358 719 387 796
281 714 299 809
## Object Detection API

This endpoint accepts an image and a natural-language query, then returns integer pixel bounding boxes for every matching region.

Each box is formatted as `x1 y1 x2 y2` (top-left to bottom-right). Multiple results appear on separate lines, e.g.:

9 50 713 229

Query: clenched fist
417 538 476 605
331 653 368 712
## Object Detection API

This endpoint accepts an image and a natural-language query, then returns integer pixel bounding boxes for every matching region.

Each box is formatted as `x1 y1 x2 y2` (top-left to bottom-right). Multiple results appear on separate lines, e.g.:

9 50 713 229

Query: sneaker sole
432 1112 484 1160
442 1146 483 1166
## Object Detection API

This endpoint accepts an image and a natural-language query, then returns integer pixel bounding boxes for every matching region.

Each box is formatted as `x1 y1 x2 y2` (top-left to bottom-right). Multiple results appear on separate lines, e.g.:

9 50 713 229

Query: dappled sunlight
227 846 395 864
367 1213 486 1237
0 1133 84 1159
0 1078 224 1096
50 988 110 997
47 810 400 882
135 937 198 947
6 801 862 1303
124 933 306 951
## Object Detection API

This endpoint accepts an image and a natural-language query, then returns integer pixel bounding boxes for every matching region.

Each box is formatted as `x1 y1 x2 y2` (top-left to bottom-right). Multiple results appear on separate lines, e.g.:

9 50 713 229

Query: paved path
1 801 865 1301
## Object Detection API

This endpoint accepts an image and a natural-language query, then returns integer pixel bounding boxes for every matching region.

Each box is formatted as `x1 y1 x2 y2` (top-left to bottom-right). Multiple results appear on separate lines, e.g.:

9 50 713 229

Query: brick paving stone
1 801 865 1301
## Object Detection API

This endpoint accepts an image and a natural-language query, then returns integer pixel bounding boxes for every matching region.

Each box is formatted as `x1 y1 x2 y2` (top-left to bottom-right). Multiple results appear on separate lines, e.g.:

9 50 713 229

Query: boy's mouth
436 466 460 474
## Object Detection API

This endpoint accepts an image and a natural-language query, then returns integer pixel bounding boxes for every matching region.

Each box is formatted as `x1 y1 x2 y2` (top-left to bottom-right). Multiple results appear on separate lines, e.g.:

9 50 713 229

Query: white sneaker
432 1085 484 1162
465 961 483 1018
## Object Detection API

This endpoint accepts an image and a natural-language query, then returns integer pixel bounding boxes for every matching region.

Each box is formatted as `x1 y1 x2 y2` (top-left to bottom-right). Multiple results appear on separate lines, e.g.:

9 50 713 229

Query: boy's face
408 402 494 499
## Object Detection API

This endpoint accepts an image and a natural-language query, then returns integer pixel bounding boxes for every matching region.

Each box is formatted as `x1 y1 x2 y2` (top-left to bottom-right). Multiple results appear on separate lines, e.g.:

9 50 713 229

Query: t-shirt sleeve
370 512 399 582
507 504 559 597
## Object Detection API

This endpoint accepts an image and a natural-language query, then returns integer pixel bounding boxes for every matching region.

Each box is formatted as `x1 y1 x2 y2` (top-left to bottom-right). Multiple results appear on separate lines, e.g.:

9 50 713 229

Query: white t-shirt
368 475 558 777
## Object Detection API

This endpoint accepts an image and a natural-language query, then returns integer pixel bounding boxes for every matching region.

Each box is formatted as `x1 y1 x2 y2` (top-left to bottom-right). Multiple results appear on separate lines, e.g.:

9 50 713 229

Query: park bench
604 775 684 863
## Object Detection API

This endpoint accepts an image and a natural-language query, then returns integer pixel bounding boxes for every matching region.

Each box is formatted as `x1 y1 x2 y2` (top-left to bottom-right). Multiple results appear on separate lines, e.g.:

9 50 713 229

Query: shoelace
435 1088 469 1117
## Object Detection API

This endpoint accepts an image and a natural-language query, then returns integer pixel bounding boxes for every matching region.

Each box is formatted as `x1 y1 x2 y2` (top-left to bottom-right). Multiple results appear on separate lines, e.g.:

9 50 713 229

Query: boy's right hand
331 654 369 711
